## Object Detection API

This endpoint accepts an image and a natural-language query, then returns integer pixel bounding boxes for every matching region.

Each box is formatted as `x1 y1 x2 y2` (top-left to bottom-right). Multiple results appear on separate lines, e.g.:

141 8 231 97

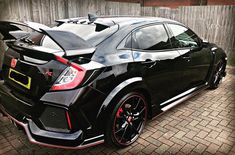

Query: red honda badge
11 58 17 68
45 71 53 77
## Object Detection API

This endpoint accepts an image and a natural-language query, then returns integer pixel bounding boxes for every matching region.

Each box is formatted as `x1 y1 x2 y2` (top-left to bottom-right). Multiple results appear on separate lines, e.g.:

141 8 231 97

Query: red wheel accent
116 108 123 118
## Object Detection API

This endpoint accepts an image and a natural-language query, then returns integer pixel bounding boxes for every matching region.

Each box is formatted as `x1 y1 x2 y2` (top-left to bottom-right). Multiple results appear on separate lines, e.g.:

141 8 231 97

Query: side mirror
190 38 203 51
202 39 209 43
201 39 209 48
195 37 202 47
196 38 208 49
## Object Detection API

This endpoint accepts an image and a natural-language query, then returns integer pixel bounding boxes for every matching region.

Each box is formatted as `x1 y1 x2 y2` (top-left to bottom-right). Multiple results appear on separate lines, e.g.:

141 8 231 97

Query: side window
131 24 171 51
124 35 132 49
168 24 199 48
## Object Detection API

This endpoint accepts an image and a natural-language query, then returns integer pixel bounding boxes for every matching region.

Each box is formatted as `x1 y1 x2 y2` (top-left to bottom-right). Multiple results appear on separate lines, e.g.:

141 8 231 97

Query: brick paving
0 70 235 155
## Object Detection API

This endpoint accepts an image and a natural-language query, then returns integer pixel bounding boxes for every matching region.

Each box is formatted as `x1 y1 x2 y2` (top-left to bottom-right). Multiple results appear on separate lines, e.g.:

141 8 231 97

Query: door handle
142 59 157 68
182 56 191 62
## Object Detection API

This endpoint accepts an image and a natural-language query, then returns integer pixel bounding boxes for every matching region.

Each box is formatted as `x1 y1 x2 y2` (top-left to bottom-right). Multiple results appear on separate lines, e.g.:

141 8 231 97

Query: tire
105 92 147 147
209 60 226 89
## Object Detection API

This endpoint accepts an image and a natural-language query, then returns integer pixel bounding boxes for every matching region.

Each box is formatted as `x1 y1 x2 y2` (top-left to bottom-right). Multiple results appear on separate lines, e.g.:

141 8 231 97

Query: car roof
57 16 181 28
100 16 176 22
96 16 181 27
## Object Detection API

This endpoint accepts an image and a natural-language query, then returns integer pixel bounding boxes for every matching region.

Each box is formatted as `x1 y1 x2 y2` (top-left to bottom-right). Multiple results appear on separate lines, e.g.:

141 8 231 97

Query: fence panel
0 0 234 64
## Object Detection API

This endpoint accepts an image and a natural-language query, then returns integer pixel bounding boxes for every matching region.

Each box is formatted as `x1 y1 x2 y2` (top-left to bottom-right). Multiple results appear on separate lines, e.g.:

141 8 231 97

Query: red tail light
51 56 86 91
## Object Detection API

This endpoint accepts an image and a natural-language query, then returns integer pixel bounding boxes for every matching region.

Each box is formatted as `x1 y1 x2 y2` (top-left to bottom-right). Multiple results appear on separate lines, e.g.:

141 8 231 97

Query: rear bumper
0 105 104 149
0 81 104 149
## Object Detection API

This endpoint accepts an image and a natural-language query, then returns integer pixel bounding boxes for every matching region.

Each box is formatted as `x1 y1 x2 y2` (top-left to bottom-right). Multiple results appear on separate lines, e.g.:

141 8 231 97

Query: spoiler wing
0 21 50 40
40 29 93 52
0 21 22 40
1 21 95 56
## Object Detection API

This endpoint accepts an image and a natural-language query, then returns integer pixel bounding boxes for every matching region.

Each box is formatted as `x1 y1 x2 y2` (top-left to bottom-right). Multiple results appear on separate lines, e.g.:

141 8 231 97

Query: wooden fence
0 0 234 65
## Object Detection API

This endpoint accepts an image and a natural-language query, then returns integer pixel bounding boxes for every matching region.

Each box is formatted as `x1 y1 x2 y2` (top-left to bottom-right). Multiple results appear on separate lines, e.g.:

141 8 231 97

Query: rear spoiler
7 41 95 60
6 42 60 61
0 21 50 40
0 21 95 56
40 29 93 52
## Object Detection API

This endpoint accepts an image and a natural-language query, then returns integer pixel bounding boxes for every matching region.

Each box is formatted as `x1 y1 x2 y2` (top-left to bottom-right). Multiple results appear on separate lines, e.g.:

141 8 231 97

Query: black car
0 16 227 149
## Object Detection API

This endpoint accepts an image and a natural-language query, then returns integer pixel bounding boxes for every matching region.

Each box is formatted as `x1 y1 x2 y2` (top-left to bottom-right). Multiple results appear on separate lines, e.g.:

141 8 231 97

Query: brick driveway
0 70 235 155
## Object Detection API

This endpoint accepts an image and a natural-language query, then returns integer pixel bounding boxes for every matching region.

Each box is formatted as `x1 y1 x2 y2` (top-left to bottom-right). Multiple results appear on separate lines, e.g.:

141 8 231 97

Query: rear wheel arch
95 78 152 130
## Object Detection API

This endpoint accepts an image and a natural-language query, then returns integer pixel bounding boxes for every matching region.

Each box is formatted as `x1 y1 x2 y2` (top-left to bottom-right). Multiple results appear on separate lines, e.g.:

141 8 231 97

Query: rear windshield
41 23 118 50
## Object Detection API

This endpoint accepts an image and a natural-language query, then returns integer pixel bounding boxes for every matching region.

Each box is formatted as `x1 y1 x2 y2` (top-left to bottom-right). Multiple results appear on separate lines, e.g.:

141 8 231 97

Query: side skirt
153 83 209 118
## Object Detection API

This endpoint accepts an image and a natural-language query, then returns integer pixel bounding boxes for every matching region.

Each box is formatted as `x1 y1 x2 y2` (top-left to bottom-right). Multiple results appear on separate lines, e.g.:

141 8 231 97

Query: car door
128 24 185 105
167 23 212 90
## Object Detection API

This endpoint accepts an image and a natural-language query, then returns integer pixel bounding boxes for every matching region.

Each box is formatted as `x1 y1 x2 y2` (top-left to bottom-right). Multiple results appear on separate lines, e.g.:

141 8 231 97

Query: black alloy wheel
210 60 226 89
106 92 147 147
